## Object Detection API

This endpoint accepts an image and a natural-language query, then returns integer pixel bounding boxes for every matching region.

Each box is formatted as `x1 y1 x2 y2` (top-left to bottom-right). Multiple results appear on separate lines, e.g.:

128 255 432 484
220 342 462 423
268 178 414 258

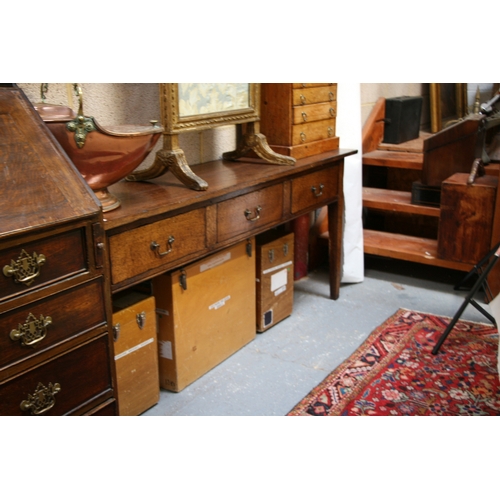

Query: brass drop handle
329 91 335 101
10 313 52 347
151 236 175 257
3 249 46 286
244 206 262 222
330 107 336 117
311 184 324 197
20 382 61 415
302 112 308 122
300 132 306 143
327 126 334 137
300 94 306 105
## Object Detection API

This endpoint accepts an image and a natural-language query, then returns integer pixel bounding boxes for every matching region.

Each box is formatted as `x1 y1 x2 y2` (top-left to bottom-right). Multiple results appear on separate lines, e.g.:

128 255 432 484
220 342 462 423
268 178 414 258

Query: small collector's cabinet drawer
260 83 339 160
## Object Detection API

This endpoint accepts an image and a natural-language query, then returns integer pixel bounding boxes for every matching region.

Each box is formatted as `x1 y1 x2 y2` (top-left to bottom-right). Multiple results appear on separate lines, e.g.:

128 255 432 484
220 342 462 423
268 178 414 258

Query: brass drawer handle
20 381 61 415
327 126 334 137
311 184 324 197
330 107 336 117
244 206 262 222
301 112 307 122
151 236 175 257
300 94 306 105
329 91 335 101
10 312 52 347
3 249 46 286
300 132 306 143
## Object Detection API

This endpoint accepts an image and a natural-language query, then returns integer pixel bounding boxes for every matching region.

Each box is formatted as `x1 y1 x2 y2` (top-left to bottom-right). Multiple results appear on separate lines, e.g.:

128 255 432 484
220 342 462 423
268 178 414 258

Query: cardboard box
112 292 159 416
152 239 256 392
256 231 294 332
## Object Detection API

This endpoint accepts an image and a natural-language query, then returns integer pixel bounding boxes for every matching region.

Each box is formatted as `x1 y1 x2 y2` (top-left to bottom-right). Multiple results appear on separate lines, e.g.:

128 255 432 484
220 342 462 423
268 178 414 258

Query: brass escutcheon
10 312 52 347
3 249 46 286
151 236 175 257
311 184 324 197
20 382 61 415
244 206 261 222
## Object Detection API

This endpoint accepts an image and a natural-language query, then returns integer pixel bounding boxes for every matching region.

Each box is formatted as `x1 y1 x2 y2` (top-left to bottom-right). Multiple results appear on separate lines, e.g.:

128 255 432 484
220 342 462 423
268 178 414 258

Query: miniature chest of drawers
0 85 117 416
259 83 339 159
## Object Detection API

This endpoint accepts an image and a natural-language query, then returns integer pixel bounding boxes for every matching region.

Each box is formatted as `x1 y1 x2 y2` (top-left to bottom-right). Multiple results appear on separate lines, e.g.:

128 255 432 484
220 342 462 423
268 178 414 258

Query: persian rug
288 308 500 416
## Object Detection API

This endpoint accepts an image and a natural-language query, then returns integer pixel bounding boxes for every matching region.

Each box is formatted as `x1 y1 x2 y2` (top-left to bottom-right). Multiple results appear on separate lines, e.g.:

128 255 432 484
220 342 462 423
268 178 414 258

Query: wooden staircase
309 95 500 296
360 97 500 280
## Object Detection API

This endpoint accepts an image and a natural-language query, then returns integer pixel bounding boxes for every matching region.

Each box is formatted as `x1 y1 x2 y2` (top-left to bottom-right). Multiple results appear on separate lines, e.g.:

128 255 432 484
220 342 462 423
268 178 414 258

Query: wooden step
363 229 471 271
362 150 423 170
363 187 440 217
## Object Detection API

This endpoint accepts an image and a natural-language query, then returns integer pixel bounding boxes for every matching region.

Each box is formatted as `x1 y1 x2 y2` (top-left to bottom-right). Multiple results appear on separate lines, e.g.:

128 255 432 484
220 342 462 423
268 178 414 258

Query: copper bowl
35 103 163 212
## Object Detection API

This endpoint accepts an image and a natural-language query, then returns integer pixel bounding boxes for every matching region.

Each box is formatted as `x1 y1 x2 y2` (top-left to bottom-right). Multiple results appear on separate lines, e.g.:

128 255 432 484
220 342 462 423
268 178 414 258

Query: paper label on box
115 338 154 361
209 295 231 310
271 269 288 292
200 252 231 273
159 340 173 360
274 285 287 296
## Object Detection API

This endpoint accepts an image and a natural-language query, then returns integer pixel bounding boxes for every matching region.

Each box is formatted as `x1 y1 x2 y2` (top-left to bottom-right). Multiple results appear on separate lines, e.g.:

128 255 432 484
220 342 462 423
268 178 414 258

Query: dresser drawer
291 167 340 214
217 185 283 242
109 208 206 285
292 86 337 106
292 119 337 145
0 334 112 416
0 278 106 370
292 102 337 125
1 228 87 300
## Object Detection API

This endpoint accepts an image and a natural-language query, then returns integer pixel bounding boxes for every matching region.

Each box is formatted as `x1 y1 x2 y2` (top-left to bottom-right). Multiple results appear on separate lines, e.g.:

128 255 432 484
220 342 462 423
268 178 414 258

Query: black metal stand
432 244 500 355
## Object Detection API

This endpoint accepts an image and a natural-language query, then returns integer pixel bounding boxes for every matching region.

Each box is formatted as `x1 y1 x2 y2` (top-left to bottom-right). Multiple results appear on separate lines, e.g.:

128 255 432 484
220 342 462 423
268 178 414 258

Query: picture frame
429 83 468 133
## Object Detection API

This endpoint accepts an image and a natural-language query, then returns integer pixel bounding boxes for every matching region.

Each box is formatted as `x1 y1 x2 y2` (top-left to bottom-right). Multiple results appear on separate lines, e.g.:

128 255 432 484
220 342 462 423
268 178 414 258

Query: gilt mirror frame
127 83 294 191
161 83 261 134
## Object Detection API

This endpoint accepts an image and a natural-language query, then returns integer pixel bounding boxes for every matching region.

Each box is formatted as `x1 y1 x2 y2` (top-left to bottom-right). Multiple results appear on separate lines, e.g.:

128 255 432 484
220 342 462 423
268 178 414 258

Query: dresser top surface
104 149 356 232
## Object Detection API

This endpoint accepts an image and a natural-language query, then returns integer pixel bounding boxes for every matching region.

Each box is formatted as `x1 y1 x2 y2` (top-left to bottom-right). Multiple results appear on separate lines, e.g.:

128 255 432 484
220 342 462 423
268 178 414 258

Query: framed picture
429 83 468 133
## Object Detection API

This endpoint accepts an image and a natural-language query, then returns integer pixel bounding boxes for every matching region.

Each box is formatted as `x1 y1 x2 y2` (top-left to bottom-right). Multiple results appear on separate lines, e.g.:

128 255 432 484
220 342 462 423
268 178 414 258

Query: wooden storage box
437 173 498 265
256 231 294 332
152 239 256 392
112 292 159 416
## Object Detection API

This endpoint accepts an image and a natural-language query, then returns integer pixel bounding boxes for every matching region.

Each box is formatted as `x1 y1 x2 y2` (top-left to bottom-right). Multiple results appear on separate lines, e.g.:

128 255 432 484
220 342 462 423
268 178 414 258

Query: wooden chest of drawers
259 83 340 160
0 85 117 415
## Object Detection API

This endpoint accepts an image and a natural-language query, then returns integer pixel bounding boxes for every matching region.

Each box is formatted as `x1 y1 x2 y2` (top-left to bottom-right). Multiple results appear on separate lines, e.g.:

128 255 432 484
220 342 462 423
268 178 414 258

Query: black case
383 96 423 144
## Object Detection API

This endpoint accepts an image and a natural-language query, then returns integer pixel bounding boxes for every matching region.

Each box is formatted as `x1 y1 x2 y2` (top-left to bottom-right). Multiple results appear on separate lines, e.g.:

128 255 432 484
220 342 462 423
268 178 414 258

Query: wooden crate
256 231 294 332
152 239 256 392
112 293 159 416
438 173 498 265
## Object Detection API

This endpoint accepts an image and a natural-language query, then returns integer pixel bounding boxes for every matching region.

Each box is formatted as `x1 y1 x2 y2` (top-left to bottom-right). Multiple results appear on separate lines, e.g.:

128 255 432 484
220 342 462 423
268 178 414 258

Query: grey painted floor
142 255 492 416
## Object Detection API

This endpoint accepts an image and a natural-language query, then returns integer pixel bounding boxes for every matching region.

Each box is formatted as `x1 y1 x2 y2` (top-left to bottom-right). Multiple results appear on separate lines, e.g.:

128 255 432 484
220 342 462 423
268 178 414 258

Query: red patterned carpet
288 309 500 416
